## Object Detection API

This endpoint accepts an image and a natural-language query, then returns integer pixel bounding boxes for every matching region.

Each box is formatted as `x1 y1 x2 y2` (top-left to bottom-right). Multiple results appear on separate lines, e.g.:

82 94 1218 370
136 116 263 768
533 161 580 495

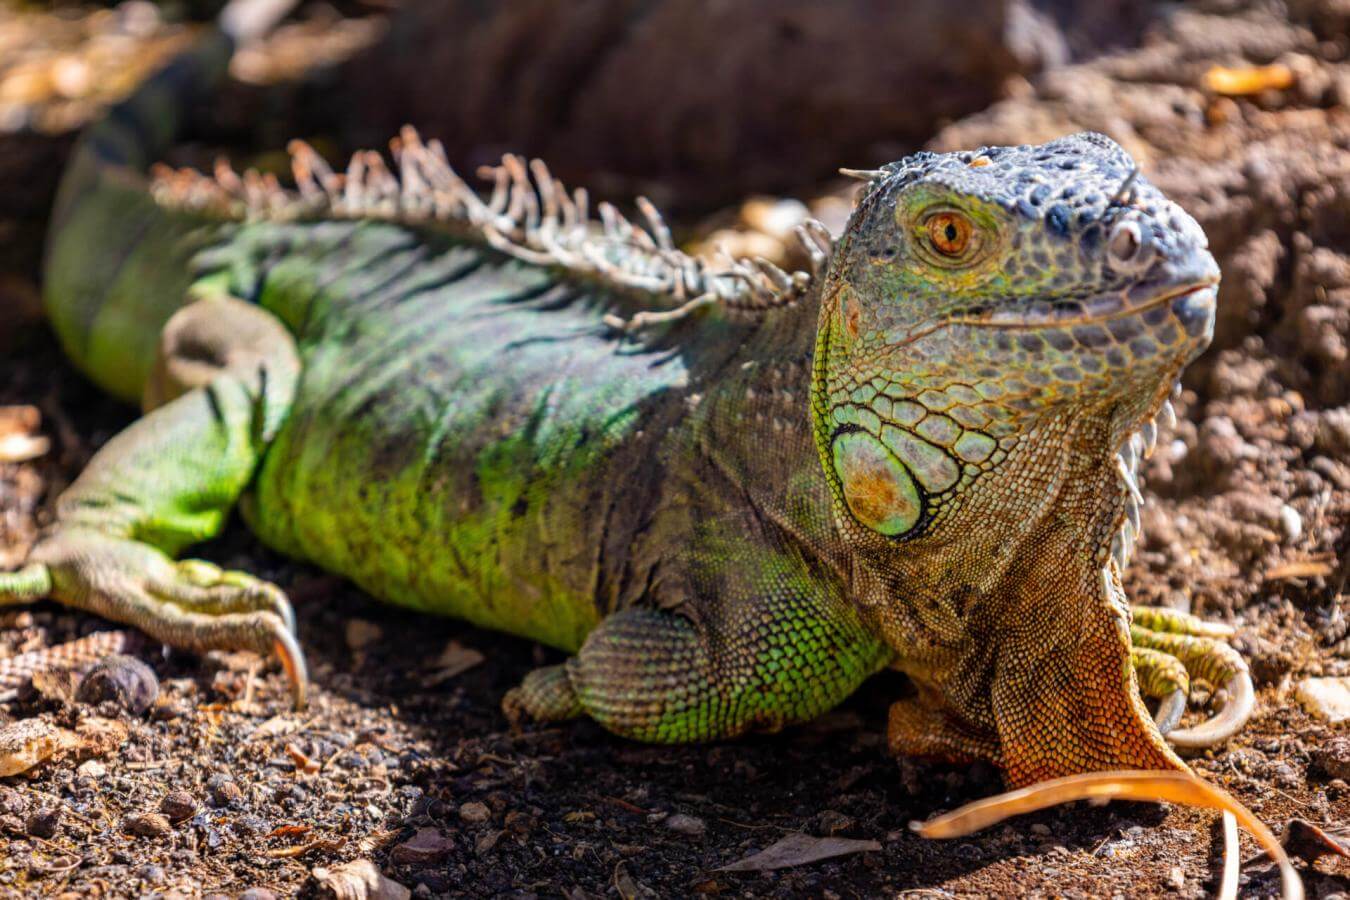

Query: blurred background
0 1 1346 895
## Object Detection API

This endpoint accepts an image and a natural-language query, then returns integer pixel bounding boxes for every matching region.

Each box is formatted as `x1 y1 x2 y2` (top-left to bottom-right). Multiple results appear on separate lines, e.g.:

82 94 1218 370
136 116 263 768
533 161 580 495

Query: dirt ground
0 1 1348 897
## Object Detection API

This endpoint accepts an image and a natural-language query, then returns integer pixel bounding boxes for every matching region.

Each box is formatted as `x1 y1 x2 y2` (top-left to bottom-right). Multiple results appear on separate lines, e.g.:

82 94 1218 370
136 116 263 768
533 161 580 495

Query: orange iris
927 212 972 257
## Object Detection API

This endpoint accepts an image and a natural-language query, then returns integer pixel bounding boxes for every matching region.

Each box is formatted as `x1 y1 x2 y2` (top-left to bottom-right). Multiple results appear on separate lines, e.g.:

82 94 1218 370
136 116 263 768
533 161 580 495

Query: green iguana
2 7 1255 799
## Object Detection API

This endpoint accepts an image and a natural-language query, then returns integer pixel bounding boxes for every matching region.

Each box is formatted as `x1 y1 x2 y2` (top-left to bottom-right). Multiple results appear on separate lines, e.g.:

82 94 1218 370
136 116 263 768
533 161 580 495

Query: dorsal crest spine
150 127 834 331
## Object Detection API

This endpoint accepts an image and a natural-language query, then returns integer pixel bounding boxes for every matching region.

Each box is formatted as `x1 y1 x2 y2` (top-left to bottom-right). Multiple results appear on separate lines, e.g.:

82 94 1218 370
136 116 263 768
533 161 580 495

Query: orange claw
914 769 1303 900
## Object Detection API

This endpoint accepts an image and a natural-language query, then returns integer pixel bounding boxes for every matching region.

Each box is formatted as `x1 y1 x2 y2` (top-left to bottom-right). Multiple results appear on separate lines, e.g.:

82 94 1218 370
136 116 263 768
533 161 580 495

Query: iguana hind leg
1129 606 1253 750
0 295 308 705
505 590 890 743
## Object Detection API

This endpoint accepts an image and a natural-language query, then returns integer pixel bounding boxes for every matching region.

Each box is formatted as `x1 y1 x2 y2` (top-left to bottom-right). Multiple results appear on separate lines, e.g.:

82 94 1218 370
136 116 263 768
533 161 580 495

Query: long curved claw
1165 670 1255 749
272 628 308 710
1153 688 1187 735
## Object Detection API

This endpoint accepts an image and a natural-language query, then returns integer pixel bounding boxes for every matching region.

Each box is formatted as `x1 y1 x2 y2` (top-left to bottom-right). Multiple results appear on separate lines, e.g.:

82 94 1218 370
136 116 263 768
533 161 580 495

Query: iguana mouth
884 276 1219 349
991 277 1219 329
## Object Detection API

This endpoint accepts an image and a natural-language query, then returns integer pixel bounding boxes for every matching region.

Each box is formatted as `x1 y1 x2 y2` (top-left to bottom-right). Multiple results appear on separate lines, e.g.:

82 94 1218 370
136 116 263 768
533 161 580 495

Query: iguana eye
925 211 974 258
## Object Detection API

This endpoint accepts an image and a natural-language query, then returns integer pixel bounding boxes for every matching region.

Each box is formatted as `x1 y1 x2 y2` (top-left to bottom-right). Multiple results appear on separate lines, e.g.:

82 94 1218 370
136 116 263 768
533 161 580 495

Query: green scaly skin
0 28 1253 788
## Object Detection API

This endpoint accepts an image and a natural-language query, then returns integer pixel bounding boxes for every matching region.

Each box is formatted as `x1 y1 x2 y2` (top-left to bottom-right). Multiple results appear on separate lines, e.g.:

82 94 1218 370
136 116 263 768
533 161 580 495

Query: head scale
811 132 1219 553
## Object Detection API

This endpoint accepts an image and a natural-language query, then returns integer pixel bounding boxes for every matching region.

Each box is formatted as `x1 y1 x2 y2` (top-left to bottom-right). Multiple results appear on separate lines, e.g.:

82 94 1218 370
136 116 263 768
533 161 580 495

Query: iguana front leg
506 588 890 742
0 296 307 704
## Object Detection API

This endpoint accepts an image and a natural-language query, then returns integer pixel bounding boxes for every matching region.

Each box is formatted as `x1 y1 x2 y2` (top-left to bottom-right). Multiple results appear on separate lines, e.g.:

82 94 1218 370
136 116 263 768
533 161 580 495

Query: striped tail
42 0 296 403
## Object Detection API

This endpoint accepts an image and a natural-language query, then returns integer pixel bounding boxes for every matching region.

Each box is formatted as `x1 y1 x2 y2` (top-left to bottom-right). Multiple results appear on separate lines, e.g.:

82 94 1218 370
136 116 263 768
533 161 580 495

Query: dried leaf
1203 64 1295 96
1281 819 1350 863
266 824 312 839
717 832 881 872
247 714 300 741
422 641 485 686
266 836 344 858
311 858 409 900
286 742 320 774
612 861 656 899
1265 557 1335 581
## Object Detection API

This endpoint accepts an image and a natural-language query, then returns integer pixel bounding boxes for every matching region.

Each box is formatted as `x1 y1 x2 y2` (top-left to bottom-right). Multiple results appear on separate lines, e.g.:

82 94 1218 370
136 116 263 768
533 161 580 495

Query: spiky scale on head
812 132 1219 548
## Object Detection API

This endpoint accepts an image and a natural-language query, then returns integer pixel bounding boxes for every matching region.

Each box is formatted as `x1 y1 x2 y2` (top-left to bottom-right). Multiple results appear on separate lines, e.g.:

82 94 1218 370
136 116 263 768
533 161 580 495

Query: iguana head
812 131 1216 555
810 133 1222 784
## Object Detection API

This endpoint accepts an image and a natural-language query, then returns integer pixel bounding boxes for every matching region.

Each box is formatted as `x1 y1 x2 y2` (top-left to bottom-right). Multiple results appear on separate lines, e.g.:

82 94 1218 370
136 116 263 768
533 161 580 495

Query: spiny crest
1109 385 1179 573
149 127 834 332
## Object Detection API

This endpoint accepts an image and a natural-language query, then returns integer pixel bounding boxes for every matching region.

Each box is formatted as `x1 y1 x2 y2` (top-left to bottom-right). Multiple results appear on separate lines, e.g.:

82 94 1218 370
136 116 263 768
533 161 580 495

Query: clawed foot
1130 605 1253 749
0 529 307 707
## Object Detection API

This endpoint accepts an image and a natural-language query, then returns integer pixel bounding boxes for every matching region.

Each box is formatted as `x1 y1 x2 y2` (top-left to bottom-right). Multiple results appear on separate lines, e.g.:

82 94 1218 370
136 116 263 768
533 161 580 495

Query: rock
1294 676 1350 723
159 790 198 822
76 655 159 716
665 813 707 837
390 827 454 865
0 719 77 777
75 759 106 779
237 890 278 900
458 801 490 825
207 773 244 807
1030 823 1052 836
1167 866 1185 890
25 806 62 838
0 786 26 815
124 811 173 838
1312 736 1350 780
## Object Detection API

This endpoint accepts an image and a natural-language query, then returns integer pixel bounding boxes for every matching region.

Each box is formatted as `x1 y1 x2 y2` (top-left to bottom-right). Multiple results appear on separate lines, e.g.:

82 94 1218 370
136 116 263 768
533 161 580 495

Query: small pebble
0 786 28 816
207 774 243 807
1277 504 1302 541
25 806 62 838
1029 823 1051 836
1272 763 1301 789
124 811 172 838
237 890 277 900
458 801 491 825
137 863 165 884
665 813 707 837
160 790 198 822
1167 866 1185 890
76 654 159 716
815 810 853 835
76 759 106 779
1294 676 1350 724
1312 736 1350 780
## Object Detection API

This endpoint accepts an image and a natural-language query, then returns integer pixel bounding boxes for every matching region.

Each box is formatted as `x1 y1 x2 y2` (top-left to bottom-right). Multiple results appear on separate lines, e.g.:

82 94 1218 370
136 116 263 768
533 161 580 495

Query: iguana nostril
1107 220 1147 268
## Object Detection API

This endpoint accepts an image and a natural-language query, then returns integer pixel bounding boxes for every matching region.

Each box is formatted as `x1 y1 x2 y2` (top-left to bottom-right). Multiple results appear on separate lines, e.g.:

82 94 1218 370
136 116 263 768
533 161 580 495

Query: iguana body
4 20 1252 789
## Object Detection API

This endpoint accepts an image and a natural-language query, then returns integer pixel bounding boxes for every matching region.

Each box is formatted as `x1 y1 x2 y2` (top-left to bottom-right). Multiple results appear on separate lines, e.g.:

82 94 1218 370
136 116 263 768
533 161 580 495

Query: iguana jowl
1 18 1253 790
